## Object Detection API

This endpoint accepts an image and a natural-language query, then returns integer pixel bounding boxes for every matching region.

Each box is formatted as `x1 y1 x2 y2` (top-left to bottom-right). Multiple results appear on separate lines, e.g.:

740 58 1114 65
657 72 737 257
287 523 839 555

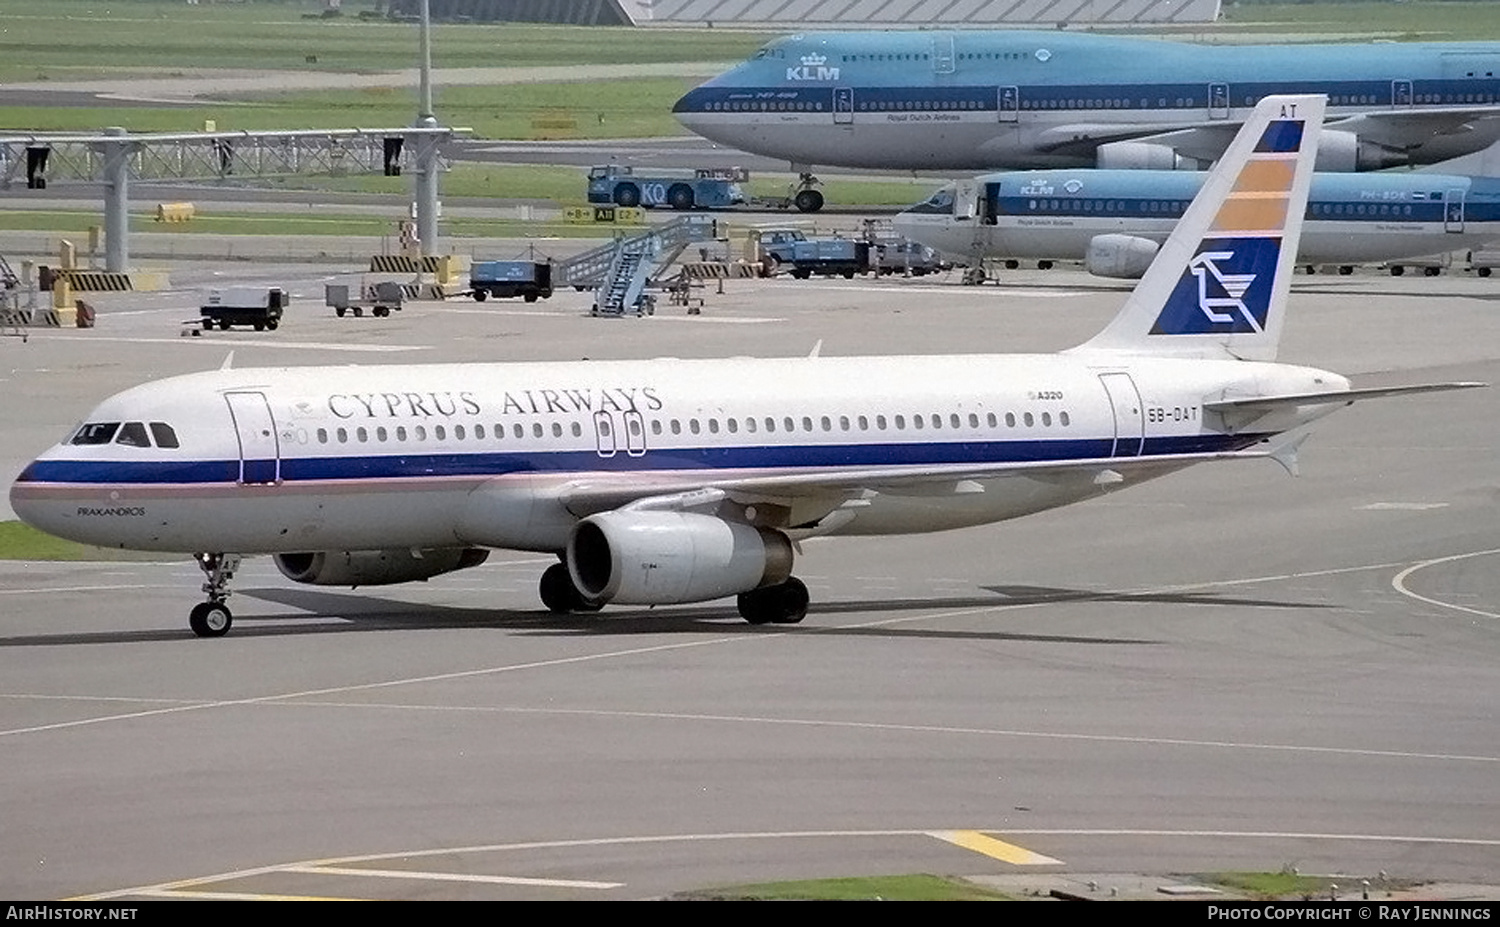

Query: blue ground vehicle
470 261 553 302
588 165 746 211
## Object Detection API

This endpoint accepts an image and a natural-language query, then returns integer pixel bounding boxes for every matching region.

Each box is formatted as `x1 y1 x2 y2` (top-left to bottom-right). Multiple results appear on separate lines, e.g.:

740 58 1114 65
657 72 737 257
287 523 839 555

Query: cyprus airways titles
674 30 1500 174
9 95 1481 639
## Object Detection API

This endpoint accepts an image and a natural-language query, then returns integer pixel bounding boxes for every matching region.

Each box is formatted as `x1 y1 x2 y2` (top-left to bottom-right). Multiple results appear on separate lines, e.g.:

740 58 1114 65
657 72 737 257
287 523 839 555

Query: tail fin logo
1189 250 1262 332
1151 237 1282 335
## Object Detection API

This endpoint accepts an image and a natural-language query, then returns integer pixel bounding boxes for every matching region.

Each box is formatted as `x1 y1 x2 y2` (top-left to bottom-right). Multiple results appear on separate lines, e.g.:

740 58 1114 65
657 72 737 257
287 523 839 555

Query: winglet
1070 94 1326 362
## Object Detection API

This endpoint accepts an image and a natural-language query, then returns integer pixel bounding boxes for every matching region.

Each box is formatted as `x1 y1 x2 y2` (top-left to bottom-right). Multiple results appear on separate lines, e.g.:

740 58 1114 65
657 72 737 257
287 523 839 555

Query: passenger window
690 419 701 435
801 416 813 432
376 427 388 442
337 428 349 443
533 423 544 438
397 426 408 441
356 427 368 443
70 422 120 445
784 417 796 432
115 422 151 447
553 423 564 438
454 425 466 440
572 422 583 437
475 424 485 439
317 428 328 444
435 425 447 440
148 422 180 448
415 426 427 441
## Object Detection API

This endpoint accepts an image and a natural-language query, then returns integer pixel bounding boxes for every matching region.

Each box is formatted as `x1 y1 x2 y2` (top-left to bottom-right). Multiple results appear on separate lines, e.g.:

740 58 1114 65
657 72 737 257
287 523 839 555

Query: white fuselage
10 354 1348 556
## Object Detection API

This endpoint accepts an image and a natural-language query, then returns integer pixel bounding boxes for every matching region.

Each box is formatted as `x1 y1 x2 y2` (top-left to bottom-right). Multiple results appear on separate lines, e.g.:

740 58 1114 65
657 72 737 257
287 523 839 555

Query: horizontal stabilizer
1205 381 1486 414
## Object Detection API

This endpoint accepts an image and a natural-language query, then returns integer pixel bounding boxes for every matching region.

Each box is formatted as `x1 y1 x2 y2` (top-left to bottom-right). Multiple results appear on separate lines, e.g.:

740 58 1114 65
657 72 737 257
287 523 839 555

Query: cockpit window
905 187 956 215
149 422 180 449
115 422 151 447
70 422 120 445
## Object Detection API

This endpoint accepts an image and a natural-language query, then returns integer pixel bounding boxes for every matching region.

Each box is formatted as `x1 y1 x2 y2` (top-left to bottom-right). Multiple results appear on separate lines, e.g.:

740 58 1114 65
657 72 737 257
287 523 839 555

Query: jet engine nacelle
567 511 794 606
1096 141 1200 171
274 547 490 586
1314 130 1409 172
1085 233 1161 279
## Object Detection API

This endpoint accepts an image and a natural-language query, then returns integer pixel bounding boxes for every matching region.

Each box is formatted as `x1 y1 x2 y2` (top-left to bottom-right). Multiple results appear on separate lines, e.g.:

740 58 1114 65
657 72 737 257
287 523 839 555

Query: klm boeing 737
674 30 1500 185
9 96 1481 638
895 168 1500 279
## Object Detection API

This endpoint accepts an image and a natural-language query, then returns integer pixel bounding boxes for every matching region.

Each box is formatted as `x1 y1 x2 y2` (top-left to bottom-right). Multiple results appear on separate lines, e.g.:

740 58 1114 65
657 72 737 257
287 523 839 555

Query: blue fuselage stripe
20 433 1270 485
675 79 1500 114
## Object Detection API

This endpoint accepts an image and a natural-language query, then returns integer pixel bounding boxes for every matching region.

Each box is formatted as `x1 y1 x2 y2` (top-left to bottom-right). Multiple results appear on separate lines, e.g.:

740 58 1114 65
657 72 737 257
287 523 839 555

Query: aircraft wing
1030 122 1237 160
556 448 1276 531
1035 109 1500 165
1324 109 1500 149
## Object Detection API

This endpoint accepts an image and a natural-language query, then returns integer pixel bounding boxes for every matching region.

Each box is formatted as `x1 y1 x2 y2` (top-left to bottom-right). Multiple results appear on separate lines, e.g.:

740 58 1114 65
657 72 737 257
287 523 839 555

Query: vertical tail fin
1071 94 1325 361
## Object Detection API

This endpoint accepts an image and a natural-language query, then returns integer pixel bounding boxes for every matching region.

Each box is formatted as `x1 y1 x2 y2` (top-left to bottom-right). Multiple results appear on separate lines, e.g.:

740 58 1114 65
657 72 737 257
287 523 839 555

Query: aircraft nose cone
9 462 56 535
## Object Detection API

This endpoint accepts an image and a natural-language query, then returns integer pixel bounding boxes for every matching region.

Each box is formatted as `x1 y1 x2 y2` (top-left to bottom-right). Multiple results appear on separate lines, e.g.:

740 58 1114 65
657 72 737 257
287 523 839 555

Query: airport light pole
413 0 439 255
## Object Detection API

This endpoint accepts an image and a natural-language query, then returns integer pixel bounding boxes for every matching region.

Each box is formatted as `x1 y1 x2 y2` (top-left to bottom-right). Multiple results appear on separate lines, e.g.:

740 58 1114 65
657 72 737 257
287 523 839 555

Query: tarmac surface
1 262 1497 900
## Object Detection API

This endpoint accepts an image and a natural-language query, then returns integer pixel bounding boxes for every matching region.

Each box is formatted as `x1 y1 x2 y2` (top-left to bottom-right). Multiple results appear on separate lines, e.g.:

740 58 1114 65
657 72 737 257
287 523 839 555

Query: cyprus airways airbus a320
674 30 1500 179
9 96 1480 638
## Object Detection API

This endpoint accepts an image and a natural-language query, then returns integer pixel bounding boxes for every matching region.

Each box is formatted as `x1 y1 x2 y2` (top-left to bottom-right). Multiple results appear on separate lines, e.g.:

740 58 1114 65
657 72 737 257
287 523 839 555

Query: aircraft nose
672 84 710 129
9 459 61 537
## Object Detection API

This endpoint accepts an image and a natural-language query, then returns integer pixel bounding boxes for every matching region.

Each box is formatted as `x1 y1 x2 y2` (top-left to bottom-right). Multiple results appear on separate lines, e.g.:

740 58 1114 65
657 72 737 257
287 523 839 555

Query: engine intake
274 547 490 586
568 511 794 606
1086 234 1160 279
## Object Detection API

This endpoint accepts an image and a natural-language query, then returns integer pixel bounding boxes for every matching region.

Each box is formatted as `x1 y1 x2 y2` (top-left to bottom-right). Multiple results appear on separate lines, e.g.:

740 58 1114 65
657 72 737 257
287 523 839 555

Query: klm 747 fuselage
674 30 1500 172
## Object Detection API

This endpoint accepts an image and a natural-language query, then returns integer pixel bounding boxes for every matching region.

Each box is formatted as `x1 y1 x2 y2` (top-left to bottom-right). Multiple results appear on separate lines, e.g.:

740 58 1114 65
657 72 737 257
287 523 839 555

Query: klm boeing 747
895 168 1500 279
9 96 1482 638
675 30 1500 185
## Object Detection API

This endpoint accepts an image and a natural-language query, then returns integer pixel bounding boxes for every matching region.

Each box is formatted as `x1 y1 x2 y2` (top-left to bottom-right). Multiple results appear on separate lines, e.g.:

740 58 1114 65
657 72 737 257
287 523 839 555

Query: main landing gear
737 577 809 625
538 562 602 615
190 552 241 638
536 562 808 625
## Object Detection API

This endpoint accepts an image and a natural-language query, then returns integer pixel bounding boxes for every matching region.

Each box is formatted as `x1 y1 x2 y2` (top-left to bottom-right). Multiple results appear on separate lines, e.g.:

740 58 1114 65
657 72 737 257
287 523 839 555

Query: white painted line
1359 502 1450 510
1391 547 1500 622
285 865 621 890
39 335 428 353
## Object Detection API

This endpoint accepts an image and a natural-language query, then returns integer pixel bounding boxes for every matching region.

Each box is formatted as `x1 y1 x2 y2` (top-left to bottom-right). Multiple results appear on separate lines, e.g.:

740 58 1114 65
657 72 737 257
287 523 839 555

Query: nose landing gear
190 553 242 637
